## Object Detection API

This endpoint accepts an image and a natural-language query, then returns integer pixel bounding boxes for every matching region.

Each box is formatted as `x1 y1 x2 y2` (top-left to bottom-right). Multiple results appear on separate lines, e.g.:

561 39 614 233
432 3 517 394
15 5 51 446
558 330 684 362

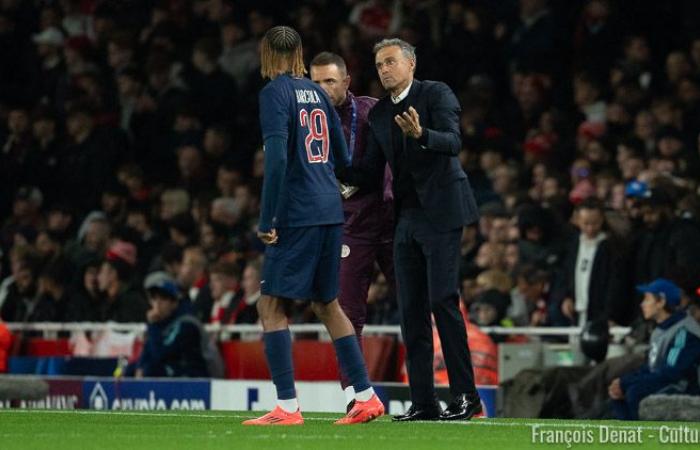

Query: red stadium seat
220 341 269 379
292 340 339 380
25 338 72 357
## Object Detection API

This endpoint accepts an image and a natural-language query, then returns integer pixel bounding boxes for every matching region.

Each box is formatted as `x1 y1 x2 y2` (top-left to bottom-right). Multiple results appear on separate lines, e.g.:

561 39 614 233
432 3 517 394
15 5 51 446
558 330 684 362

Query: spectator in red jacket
0 320 11 373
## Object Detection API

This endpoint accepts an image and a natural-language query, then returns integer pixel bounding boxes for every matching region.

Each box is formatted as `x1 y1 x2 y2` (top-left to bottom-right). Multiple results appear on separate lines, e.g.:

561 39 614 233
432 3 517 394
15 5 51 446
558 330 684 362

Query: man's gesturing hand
395 106 423 139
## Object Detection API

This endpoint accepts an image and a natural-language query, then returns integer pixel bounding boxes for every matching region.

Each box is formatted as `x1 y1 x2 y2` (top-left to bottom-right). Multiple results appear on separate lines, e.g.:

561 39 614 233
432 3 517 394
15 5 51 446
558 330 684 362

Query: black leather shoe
439 394 482 421
392 404 442 422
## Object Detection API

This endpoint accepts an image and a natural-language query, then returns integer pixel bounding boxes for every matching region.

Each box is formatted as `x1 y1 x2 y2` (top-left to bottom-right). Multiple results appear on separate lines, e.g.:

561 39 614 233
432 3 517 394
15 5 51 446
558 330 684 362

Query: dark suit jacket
340 79 478 232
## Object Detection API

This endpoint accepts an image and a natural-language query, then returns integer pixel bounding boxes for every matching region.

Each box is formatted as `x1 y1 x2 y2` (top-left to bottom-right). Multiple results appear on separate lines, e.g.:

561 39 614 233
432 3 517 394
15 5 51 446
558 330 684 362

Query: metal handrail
4 322 632 338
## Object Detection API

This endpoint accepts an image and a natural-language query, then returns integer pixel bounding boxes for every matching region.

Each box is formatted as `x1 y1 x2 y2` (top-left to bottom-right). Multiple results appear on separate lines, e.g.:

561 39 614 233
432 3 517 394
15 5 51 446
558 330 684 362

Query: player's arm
257 85 288 237
336 122 385 191
327 108 357 198
258 135 287 234
329 109 350 170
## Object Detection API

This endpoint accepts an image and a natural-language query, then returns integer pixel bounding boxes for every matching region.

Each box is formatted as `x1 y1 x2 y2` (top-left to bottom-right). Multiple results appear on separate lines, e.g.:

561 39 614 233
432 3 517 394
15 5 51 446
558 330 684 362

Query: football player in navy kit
242 26 383 426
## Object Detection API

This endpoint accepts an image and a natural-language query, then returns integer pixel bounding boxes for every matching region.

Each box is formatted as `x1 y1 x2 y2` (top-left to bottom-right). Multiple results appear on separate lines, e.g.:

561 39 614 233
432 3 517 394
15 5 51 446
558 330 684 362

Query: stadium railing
5 322 632 341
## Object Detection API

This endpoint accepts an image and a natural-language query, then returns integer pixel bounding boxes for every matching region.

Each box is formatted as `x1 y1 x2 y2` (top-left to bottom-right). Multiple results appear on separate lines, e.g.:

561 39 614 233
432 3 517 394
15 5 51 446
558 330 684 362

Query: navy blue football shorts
261 224 342 303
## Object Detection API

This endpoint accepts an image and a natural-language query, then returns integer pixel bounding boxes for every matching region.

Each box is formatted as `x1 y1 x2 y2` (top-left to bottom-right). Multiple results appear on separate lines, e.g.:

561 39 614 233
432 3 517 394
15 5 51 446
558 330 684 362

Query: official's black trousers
394 208 478 406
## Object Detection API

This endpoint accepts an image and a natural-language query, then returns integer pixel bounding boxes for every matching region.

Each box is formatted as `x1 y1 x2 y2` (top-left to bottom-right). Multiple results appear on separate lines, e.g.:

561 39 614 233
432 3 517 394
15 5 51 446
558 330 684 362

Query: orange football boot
334 394 385 425
242 406 304 426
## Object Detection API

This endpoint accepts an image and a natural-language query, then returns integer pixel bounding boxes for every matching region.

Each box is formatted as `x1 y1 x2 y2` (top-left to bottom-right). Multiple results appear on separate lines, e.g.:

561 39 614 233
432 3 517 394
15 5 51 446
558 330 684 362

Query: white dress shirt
391 81 412 104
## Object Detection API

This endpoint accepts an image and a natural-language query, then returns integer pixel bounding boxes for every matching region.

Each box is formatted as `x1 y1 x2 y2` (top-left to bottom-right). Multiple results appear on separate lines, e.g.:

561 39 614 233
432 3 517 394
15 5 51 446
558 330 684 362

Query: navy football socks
263 329 296 400
333 335 371 393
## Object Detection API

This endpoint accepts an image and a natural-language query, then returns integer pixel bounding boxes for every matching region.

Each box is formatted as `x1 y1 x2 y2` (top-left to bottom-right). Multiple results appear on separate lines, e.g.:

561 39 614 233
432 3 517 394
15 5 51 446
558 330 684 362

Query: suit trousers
394 208 478 406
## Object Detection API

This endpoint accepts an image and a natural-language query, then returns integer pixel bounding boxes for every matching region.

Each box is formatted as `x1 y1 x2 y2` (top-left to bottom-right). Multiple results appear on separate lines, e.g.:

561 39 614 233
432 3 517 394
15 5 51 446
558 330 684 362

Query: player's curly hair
260 26 306 79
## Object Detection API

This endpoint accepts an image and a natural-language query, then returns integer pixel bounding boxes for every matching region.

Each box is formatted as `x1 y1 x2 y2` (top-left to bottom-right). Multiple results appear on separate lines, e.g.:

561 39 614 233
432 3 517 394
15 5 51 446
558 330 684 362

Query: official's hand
394 106 423 139
257 228 278 245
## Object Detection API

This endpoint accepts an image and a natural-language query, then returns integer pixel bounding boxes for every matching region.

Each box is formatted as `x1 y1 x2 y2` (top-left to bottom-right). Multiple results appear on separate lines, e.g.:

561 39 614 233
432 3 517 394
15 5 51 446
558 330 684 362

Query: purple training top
336 91 394 242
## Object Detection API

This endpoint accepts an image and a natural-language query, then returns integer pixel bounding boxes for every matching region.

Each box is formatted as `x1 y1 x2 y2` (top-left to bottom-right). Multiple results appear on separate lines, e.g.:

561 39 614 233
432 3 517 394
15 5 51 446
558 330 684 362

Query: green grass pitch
1 410 699 450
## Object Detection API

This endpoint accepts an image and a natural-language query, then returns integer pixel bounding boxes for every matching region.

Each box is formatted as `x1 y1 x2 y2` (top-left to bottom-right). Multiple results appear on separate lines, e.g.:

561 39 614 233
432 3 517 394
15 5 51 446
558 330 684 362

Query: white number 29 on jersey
299 108 330 164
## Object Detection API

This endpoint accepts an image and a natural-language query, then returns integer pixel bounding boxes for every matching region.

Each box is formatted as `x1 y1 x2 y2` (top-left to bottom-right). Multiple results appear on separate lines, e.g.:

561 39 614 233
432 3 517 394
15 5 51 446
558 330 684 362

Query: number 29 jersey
259 73 350 228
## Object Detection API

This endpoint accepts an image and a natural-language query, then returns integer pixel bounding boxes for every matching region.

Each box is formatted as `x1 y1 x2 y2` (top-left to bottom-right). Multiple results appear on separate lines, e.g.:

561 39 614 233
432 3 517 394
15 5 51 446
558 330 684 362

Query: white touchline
1 410 694 432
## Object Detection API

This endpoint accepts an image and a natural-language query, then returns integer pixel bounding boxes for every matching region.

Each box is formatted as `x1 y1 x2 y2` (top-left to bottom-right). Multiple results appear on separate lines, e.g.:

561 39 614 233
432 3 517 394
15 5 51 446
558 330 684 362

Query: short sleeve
259 84 289 140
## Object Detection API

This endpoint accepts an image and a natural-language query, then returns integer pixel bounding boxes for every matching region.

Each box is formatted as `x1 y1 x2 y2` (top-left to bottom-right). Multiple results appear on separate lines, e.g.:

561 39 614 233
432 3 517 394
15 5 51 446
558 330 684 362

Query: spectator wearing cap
551 199 626 327
617 179 648 236
96 241 148 322
609 278 700 420
133 271 208 378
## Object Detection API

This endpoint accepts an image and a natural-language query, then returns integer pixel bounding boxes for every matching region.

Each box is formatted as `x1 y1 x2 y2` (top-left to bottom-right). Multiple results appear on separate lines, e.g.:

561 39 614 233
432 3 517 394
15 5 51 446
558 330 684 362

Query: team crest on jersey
341 245 350 258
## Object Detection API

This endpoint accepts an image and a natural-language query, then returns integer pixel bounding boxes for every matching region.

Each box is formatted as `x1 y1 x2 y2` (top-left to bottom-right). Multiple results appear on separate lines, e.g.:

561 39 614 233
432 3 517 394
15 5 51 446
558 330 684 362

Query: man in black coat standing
339 38 481 421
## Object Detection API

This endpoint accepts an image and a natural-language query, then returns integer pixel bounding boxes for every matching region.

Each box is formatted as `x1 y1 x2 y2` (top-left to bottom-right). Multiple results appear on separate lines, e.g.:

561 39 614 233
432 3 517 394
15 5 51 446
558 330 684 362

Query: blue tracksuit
137 302 208 377
612 311 700 420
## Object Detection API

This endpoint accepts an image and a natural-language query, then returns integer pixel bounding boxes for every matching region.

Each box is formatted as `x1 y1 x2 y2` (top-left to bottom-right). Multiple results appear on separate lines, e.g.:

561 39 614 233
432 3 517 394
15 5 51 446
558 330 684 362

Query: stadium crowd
1 0 700 342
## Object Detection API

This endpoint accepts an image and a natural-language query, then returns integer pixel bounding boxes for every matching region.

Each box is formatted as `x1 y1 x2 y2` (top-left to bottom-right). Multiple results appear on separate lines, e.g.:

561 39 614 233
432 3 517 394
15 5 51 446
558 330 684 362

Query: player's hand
257 228 278 245
394 106 423 139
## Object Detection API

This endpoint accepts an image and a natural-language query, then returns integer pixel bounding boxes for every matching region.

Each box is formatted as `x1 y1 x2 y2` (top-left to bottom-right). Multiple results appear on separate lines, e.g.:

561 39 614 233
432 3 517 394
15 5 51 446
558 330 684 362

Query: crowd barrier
3 323 632 383
0 375 498 416
5 322 632 339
